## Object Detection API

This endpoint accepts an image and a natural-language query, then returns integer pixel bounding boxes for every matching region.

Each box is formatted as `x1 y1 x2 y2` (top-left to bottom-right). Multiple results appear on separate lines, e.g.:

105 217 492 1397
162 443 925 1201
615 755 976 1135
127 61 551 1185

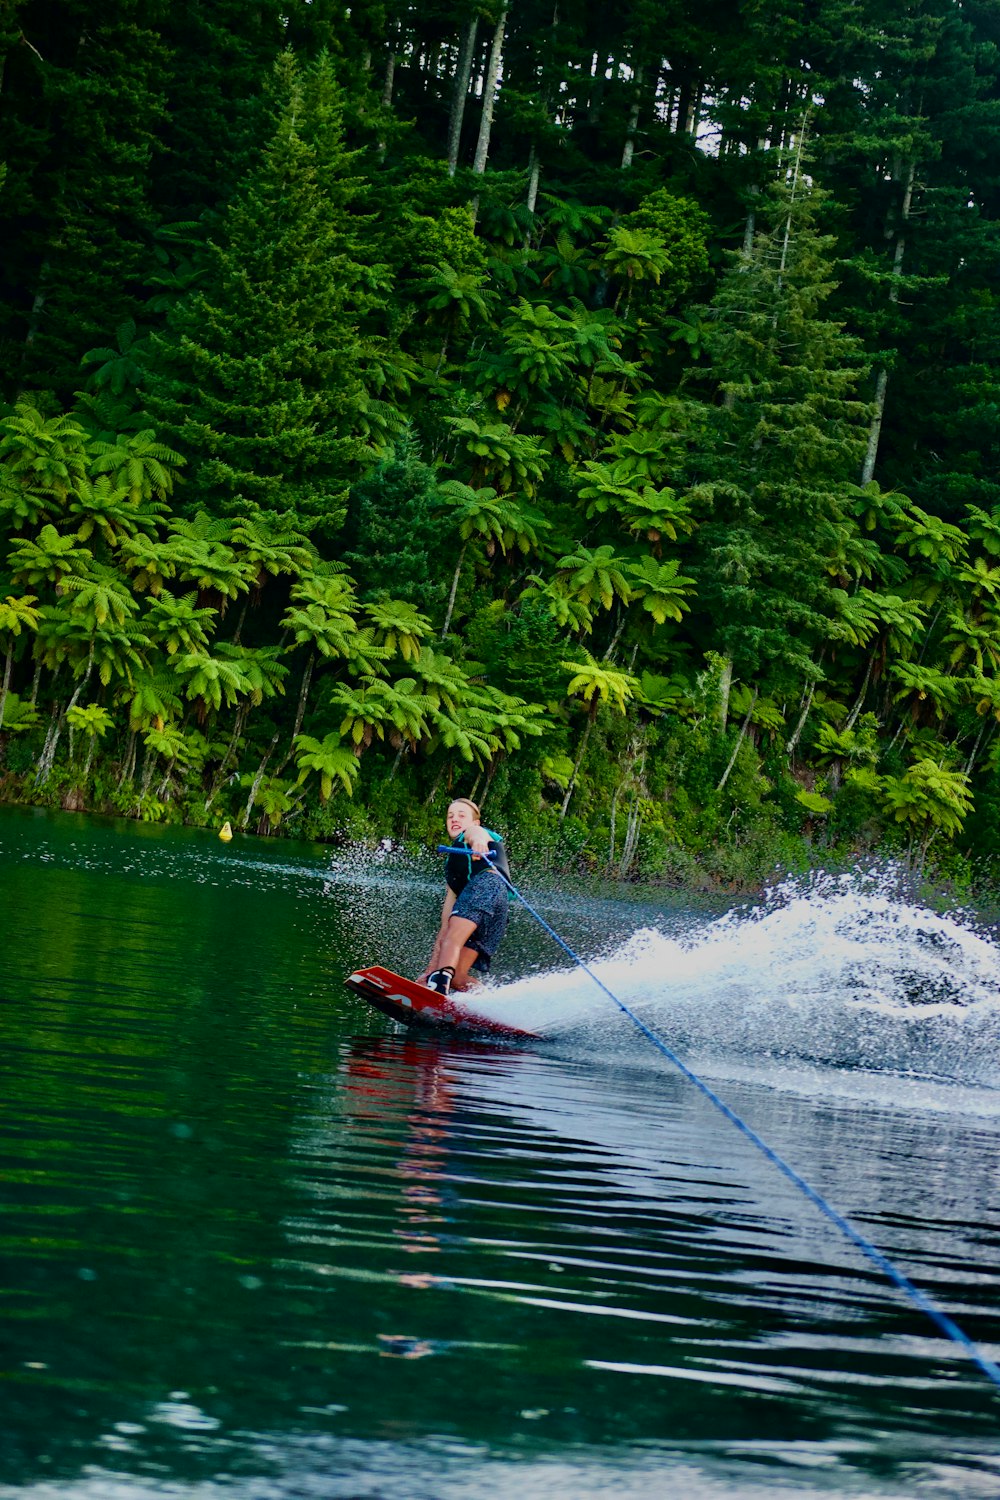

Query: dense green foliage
1 0 1000 884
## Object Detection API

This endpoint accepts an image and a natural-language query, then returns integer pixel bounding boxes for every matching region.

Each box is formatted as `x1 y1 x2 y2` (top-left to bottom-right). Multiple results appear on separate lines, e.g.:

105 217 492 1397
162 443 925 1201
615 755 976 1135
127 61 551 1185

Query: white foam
463 869 1000 1093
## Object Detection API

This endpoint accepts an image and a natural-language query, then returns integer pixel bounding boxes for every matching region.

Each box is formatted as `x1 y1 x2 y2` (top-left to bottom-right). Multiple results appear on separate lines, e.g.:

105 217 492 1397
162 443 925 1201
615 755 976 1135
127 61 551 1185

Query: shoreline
2 790 994 920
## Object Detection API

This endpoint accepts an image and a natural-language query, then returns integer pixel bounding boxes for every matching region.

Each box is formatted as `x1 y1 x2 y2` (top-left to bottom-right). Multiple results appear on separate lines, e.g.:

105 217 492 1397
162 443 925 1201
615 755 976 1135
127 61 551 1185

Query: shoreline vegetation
2 6 1000 898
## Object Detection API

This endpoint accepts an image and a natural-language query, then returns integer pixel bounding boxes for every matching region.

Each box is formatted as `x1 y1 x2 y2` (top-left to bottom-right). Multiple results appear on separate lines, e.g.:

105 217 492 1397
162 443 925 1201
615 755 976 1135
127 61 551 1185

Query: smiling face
446 800 478 839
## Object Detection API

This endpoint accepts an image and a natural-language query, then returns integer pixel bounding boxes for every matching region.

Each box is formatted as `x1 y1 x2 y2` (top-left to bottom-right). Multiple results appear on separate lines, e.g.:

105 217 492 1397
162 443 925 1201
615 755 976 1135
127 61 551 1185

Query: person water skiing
418 798 511 996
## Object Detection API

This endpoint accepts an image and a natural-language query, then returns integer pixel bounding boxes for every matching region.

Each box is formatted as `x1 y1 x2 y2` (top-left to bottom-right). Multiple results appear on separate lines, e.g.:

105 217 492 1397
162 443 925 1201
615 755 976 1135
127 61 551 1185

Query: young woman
418 798 511 996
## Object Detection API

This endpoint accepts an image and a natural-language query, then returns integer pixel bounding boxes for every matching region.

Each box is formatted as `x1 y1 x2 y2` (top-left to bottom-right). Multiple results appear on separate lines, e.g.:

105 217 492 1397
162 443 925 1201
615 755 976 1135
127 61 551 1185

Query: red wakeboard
344 965 539 1041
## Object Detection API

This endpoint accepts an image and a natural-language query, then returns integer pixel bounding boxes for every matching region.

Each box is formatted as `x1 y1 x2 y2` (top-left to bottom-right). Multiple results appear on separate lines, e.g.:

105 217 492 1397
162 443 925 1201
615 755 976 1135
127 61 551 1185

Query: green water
2 807 1000 1498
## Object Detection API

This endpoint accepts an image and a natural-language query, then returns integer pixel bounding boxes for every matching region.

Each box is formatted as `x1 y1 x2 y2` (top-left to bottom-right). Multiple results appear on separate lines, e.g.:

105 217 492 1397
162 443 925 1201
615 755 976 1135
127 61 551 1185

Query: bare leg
438 916 482 992
451 945 483 993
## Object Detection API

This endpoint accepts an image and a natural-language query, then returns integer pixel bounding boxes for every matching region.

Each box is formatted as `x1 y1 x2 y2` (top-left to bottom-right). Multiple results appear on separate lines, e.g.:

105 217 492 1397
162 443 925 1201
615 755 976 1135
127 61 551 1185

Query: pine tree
0 0 171 399
145 51 389 538
150 0 288 219
816 0 1000 504
687 147 872 693
342 431 450 608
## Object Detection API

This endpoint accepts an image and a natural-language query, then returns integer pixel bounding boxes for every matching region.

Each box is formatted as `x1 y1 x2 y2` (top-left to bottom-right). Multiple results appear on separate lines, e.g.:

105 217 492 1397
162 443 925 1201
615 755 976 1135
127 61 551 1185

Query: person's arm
416 885 457 982
462 821 492 857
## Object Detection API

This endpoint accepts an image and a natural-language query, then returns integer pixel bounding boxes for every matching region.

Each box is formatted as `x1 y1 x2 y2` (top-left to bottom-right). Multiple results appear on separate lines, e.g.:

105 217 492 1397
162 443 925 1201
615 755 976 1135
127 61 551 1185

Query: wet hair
447 797 481 819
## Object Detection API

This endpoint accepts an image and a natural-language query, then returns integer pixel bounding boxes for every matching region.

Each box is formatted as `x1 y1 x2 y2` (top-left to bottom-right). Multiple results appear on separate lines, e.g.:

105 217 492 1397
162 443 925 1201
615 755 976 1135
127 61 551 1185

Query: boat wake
471 870 1000 1096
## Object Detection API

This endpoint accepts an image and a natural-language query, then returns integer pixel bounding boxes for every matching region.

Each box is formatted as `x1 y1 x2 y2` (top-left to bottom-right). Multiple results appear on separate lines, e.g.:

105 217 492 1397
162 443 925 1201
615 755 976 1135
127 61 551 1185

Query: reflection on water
2 806 1000 1499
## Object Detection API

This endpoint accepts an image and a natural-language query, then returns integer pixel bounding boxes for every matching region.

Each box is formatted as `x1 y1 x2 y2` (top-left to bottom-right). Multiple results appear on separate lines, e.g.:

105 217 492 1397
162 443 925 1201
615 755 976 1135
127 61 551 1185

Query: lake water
2 806 1000 1499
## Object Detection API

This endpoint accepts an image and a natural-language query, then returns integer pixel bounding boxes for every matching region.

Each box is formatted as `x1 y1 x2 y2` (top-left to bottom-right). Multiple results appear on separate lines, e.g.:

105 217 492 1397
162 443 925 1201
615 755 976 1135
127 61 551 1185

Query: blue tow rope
437 845 1000 1392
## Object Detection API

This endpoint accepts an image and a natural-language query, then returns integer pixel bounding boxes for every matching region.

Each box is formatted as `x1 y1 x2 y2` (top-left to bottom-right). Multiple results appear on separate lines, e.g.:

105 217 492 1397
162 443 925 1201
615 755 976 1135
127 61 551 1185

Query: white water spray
470 869 1000 1091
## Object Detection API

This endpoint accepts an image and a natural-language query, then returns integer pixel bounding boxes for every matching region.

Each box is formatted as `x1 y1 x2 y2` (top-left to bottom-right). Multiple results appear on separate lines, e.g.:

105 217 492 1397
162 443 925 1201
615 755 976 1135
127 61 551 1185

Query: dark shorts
451 871 509 970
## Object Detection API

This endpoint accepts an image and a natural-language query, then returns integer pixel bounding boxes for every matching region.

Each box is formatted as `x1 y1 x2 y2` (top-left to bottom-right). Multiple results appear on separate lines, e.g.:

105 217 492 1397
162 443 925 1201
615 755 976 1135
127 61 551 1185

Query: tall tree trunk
620 66 643 168
687 85 702 136
525 140 541 219
231 593 250 645
481 750 502 804
37 701 60 778
717 688 757 791
472 6 508 177
587 53 612 126
447 14 478 175
377 32 397 159
425 41 441 95
140 744 157 797
717 654 733 731
674 71 694 135
36 653 93 785
423 761 447 807
274 652 315 777
861 368 890 487
525 3 559 226
441 541 468 638
844 651 877 731
620 790 643 876
0 647 12 731
242 727 282 828
381 47 395 108
559 712 595 820
604 608 626 662
861 157 916 484
83 733 99 780
786 677 815 760
609 776 624 864
118 728 138 787
205 701 247 811
775 114 809 295
156 758 179 801
964 716 991 776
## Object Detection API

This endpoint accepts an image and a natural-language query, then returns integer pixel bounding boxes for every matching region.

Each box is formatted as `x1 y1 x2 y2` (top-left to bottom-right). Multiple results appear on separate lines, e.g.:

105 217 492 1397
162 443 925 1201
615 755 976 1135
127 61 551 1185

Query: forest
1 0 1000 886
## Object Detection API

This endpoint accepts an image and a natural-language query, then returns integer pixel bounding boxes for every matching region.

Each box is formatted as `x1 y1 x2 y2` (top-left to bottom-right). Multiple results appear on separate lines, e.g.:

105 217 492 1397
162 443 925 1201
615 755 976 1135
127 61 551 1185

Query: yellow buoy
219 821 233 842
